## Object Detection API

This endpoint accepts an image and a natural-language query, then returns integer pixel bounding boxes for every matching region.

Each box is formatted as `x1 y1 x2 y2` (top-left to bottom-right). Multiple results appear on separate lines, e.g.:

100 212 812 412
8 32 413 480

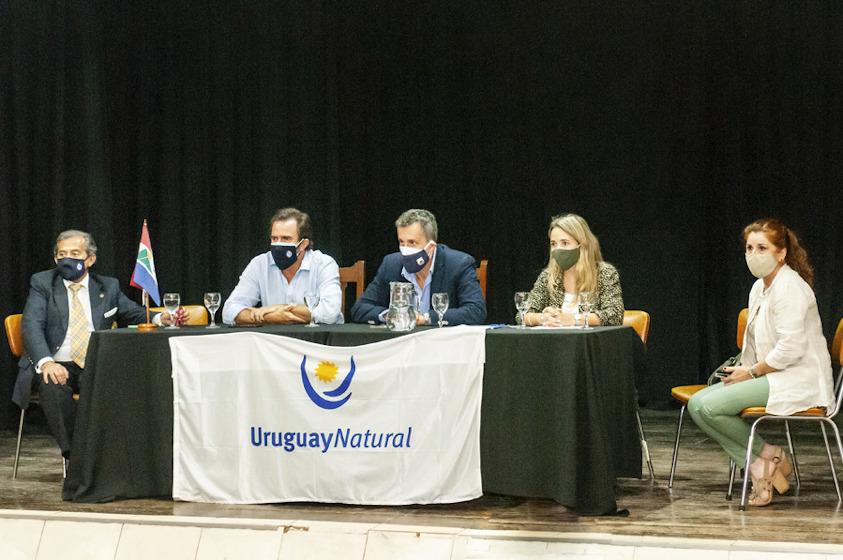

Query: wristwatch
748 365 757 379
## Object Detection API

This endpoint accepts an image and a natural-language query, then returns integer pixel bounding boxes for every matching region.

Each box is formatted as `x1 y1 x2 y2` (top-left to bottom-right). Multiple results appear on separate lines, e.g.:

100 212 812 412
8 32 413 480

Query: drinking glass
514 292 530 329
203 292 221 328
578 292 594 330
163 292 180 329
304 292 320 327
432 292 449 328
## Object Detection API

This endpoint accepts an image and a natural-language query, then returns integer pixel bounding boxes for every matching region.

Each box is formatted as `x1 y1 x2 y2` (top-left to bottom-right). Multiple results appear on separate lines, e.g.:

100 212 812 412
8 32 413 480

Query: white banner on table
170 326 486 505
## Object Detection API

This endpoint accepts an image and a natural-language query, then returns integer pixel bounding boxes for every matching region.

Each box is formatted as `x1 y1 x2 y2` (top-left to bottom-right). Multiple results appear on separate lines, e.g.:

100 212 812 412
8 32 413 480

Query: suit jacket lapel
88 275 106 329
53 274 69 334
430 245 447 295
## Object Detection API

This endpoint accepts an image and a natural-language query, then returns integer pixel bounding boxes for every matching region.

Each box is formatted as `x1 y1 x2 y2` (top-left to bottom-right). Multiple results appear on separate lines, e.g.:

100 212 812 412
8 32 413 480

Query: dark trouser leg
38 362 82 457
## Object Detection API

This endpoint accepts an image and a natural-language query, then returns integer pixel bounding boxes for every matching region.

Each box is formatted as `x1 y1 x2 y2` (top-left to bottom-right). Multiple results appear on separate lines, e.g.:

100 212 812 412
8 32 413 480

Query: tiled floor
2 511 843 560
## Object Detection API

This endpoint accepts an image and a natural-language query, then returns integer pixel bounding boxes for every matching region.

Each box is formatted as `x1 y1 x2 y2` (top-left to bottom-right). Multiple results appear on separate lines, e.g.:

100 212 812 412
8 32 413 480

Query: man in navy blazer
14 230 152 458
351 209 486 326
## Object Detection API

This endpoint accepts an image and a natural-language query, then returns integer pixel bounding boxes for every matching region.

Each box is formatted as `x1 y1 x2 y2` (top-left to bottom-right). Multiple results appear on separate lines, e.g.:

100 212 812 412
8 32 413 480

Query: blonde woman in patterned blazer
519 213 624 327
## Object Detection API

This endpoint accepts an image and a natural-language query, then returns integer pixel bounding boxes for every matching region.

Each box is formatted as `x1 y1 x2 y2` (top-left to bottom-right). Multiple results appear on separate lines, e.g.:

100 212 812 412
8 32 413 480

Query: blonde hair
546 213 603 297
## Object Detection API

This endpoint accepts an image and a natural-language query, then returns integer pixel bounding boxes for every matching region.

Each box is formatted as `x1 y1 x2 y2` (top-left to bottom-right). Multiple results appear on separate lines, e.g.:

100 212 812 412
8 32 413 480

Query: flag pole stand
137 290 157 331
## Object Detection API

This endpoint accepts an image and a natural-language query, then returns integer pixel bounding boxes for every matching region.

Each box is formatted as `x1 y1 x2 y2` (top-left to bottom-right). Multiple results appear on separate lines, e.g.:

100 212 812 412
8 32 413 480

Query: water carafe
387 282 416 331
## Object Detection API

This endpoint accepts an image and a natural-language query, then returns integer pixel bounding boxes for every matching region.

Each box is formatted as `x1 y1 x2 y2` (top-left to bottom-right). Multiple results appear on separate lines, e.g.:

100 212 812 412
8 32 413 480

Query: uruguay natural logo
300 356 356 409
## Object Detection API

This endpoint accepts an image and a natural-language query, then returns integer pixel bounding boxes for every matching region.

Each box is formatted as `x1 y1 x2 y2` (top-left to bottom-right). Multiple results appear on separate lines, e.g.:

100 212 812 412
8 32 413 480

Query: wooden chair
5 314 28 478
737 307 748 350
832 318 843 393
623 310 655 481
668 308 748 488
149 305 209 326
5 313 80 479
338 260 365 318
5 314 24 365
734 341 843 509
475 259 488 299
5 313 33 479
623 310 650 343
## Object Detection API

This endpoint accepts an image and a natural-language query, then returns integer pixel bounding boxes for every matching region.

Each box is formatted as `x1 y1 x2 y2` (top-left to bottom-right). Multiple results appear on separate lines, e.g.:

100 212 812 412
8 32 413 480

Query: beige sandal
748 455 789 506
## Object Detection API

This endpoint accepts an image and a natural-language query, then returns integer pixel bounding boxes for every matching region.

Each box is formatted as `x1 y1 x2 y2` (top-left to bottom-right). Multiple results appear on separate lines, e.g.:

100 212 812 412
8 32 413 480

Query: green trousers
687 377 770 465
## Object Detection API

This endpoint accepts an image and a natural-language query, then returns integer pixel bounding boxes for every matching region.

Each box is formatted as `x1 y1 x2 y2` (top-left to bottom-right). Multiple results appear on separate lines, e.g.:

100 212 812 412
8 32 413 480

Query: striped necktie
68 283 91 367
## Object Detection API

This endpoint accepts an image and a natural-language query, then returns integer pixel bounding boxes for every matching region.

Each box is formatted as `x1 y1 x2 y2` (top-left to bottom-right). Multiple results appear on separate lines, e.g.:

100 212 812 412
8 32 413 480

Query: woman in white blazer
688 218 834 506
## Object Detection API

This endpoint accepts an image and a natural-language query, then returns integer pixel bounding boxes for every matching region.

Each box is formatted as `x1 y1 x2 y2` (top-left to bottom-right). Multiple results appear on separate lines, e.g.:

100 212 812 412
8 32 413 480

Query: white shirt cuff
35 357 53 373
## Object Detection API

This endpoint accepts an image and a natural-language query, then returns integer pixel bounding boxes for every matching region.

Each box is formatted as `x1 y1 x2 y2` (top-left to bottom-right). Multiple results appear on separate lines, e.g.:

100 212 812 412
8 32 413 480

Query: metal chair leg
739 419 761 510
785 420 801 488
727 460 736 500
13 407 25 480
668 405 686 488
635 408 655 481
828 419 843 484
784 420 801 491
820 421 842 503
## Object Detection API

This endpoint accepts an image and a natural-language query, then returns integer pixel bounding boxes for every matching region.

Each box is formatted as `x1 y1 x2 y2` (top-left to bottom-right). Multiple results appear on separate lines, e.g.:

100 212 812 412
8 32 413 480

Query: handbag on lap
707 353 742 385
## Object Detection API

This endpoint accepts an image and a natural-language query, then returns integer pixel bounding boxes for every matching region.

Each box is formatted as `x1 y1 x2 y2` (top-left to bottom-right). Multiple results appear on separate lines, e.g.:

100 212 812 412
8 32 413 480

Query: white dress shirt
222 249 343 325
37 275 95 369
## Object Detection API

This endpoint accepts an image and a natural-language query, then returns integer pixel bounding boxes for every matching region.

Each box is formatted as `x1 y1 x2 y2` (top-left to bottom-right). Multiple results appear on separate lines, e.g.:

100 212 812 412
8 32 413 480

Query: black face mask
270 240 305 270
56 257 87 281
551 247 580 271
399 241 433 274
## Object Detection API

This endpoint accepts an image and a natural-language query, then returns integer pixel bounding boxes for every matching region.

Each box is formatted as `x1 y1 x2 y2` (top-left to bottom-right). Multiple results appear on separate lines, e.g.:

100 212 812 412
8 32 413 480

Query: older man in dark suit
14 230 158 458
351 209 486 326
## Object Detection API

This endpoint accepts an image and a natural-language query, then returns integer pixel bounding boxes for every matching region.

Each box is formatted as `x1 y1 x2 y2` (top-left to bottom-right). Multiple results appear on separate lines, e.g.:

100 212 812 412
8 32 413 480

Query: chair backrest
338 260 365 316
150 305 209 326
831 317 843 368
475 259 488 300
737 307 748 350
827 343 843 418
4 314 24 358
623 310 650 344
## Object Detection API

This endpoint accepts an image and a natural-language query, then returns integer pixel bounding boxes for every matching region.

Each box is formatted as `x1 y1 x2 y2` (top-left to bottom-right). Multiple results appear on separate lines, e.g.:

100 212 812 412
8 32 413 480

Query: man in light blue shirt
222 208 343 325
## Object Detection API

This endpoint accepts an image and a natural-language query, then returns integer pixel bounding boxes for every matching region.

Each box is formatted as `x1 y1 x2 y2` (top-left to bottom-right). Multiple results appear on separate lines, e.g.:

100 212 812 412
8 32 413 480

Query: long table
62 324 644 515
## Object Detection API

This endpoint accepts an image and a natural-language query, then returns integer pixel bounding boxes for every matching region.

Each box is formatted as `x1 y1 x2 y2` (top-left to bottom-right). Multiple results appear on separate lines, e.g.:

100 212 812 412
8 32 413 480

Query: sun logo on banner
314 361 339 383
300 356 356 410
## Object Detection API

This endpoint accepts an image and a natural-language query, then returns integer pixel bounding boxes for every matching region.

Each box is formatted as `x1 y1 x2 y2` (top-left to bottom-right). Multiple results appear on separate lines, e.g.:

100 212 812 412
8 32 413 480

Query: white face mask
745 252 778 279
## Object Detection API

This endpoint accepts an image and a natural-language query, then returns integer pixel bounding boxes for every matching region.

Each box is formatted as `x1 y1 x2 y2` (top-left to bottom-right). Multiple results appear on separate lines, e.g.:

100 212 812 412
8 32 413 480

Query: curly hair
743 218 814 287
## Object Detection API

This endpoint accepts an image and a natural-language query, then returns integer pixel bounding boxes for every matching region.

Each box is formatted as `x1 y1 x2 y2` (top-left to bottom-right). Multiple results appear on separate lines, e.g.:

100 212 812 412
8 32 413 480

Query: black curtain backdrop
2 1 842 428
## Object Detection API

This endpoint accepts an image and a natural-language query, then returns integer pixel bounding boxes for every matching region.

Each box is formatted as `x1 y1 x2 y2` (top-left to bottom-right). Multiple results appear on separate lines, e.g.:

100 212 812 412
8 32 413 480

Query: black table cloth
62 324 643 515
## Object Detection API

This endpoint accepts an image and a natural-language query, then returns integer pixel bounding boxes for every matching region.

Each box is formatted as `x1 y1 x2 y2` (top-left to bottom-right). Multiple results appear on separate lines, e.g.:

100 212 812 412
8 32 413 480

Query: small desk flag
130 220 161 306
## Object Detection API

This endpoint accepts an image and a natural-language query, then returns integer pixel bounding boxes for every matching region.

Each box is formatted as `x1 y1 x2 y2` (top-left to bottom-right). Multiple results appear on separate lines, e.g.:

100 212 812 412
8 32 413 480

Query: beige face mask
745 252 778 279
